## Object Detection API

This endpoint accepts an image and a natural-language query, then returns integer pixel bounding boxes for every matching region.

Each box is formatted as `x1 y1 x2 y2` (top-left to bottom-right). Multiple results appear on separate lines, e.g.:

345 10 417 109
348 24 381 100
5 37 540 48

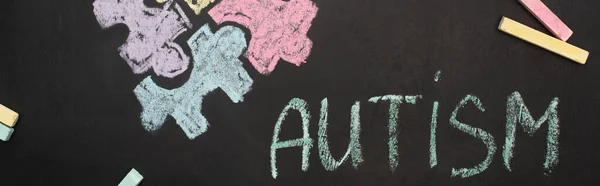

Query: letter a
270 98 313 179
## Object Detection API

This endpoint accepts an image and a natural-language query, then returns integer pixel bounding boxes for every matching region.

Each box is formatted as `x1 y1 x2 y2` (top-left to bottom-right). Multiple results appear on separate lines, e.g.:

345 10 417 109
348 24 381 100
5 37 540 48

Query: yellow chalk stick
0 104 18 127
498 16 589 64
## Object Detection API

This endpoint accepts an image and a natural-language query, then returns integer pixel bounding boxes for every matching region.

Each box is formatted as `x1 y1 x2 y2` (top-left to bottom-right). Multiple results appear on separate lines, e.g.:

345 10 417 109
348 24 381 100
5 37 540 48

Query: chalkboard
2 0 600 185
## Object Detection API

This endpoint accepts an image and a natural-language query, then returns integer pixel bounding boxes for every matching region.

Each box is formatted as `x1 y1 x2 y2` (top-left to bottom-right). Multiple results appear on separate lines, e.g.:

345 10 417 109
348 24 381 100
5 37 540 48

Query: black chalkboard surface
2 0 600 185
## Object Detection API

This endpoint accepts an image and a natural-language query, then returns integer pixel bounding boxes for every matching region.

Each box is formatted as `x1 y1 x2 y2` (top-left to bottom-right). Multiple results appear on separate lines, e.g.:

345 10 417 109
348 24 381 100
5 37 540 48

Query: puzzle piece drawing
209 0 318 74
93 0 192 78
133 24 253 139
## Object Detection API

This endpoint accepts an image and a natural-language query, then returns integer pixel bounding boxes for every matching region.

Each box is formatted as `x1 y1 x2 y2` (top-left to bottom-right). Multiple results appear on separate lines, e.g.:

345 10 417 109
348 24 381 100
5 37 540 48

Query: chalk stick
519 0 573 41
0 123 14 141
118 168 143 186
498 17 588 64
0 104 18 127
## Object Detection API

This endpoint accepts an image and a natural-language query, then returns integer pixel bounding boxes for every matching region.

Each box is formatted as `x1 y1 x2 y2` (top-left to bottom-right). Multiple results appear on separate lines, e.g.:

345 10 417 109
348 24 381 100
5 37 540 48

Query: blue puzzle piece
133 24 253 139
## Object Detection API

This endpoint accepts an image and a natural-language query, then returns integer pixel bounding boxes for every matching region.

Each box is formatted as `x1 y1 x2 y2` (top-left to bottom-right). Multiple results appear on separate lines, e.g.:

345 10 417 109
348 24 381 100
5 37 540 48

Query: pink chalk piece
519 0 573 41
209 0 318 74
93 0 193 78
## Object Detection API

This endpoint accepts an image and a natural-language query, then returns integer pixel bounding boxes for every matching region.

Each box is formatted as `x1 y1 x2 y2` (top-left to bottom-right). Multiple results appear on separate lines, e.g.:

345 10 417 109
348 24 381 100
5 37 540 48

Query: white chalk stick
118 168 143 186
0 123 14 141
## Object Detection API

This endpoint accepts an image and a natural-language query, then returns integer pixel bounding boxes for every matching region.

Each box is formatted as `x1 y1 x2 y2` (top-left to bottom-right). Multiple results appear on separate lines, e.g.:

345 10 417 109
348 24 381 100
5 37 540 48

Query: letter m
503 91 559 175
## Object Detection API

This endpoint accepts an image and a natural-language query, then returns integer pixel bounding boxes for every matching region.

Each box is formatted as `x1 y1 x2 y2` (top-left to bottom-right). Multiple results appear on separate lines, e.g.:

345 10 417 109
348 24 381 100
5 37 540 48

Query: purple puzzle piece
93 0 192 78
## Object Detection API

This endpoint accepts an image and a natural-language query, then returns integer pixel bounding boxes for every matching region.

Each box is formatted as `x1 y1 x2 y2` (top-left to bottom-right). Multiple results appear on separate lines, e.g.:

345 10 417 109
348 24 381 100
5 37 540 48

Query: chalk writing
429 101 439 168
449 95 496 178
369 95 422 171
430 71 440 168
133 24 252 139
270 88 561 179
93 0 192 78
208 0 319 74
405 95 421 104
271 98 313 179
503 92 560 175
318 98 363 171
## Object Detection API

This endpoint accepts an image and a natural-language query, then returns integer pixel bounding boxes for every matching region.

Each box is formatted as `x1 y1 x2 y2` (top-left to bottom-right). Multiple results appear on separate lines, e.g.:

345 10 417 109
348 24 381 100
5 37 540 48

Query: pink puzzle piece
209 0 318 74
519 0 573 41
93 0 192 78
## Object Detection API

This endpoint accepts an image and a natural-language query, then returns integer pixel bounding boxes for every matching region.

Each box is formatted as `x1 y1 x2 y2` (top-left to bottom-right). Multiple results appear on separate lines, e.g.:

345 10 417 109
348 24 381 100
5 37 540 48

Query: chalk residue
271 98 313 179
429 101 439 168
503 92 560 175
208 0 319 74
369 95 421 171
318 98 363 171
449 95 496 178
133 24 252 139
93 0 192 78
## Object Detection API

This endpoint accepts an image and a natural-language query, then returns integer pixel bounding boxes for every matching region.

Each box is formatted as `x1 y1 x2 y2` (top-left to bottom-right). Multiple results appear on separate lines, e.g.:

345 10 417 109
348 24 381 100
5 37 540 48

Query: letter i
430 70 441 168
